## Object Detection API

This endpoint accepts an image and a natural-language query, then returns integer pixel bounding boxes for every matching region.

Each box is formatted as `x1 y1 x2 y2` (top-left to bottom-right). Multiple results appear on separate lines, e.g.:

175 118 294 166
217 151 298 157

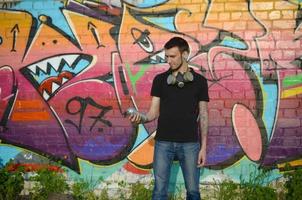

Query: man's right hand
128 112 142 125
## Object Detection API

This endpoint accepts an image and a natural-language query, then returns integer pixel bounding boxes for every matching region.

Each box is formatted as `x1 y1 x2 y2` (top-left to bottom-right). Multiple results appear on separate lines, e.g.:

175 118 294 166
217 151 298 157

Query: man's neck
174 63 189 75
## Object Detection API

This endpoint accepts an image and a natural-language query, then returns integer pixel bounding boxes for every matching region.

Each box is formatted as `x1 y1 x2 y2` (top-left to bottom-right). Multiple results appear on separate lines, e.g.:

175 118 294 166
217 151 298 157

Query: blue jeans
152 141 201 200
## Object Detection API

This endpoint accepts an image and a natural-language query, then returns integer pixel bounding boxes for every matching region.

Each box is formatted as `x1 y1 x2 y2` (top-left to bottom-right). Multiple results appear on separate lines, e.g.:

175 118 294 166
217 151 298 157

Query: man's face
165 46 183 70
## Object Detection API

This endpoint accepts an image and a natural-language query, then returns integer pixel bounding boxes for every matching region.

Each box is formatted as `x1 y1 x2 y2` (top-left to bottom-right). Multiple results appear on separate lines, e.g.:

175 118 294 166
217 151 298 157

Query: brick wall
0 0 301 189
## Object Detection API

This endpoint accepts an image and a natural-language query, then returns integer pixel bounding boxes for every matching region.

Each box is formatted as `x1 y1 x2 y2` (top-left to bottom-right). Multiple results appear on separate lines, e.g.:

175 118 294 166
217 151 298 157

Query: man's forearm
199 102 208 149
145 96 160 123
200 115 208 149
145 113 153 123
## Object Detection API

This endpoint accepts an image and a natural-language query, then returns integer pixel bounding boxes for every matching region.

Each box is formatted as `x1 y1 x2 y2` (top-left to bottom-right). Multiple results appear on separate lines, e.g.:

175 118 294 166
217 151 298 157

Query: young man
129 37 209 200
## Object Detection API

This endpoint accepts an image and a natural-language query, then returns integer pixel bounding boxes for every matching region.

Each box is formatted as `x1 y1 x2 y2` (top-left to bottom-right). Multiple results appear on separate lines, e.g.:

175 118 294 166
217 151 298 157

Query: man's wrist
140 114 148 124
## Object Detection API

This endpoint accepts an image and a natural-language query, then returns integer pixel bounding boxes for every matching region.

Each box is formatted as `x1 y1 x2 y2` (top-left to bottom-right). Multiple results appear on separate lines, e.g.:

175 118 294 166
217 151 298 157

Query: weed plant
72 177 108 200
283 166 302 200
238 168 277 200
2 160 302 200
212 179 240 200
29 168 69 200
129 182 153 200
211 168 277 200
0 161 25 200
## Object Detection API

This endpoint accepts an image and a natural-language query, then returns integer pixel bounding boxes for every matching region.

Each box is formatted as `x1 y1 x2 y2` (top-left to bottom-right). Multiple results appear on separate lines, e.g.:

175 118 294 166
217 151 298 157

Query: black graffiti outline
88 21 106 49
65 96 112 134
10 24 19 52
1 2 18 9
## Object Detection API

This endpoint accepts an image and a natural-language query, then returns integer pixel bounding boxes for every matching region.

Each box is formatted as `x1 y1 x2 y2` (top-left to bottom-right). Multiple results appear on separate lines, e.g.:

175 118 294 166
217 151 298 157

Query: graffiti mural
0 0 301 187
0 0 20 9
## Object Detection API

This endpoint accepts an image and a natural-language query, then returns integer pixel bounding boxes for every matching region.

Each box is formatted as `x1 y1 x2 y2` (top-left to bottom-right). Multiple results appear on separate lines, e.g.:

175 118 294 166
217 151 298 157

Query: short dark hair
164 37 189 53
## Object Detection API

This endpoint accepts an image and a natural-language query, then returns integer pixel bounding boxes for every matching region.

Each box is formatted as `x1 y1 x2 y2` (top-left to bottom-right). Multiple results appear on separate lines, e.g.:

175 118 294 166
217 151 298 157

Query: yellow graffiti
278 159 302 169
282 86 302 98
63 9 115 49
0 10 33 65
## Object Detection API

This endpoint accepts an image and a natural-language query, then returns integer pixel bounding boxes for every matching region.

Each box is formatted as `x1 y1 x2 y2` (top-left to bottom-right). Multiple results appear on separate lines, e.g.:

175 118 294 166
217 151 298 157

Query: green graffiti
125 63 150 93
283 73 302 88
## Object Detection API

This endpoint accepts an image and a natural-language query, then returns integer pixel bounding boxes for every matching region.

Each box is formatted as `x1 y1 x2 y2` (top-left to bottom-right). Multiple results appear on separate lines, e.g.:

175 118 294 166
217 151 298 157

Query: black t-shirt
151 68 209 142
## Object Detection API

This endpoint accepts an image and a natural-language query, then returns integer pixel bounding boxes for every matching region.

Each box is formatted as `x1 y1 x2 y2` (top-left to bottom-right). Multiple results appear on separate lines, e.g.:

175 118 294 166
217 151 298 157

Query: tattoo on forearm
199 103 208 138
200 115 208 134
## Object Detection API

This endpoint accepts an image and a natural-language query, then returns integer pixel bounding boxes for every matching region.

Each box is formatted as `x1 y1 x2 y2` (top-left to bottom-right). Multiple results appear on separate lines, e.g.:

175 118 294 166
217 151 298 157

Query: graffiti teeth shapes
20 54 93 101
49 80 137 164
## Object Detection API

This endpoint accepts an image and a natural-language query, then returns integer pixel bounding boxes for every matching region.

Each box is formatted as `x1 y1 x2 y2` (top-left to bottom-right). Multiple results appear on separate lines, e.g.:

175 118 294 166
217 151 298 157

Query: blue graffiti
13 0 74 37
125 0 168 8
145 16 176 32
220 36 247 50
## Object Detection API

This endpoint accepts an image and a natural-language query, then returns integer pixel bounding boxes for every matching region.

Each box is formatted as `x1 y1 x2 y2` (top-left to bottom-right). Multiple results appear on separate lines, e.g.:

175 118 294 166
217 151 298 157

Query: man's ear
182 51 189 61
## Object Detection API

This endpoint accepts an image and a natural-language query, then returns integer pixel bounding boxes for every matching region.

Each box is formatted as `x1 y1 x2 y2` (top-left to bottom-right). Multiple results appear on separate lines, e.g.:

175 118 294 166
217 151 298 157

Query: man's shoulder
190 68 207 81
153 69 170 80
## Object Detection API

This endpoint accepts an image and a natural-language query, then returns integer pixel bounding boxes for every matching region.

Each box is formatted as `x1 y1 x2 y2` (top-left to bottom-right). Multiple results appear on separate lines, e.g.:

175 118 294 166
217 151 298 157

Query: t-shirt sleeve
199 76 210 102
151 75 162 97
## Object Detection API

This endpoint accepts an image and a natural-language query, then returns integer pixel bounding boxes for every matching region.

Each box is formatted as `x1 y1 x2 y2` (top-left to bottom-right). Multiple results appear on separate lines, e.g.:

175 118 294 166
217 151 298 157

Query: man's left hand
197 148 206 167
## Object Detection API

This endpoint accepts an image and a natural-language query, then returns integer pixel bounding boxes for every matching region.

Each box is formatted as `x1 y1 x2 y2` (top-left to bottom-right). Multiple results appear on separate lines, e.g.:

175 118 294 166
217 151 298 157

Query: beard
170 60 183 72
